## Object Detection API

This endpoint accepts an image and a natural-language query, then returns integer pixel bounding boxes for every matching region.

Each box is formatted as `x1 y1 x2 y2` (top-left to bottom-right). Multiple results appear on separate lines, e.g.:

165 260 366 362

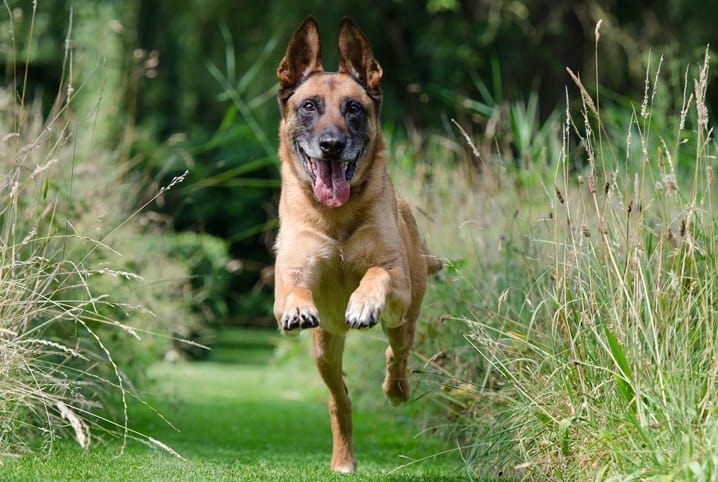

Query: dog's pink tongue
313 160 350 208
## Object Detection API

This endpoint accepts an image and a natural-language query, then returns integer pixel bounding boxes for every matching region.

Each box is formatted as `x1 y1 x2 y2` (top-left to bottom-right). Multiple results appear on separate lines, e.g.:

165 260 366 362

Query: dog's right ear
277 17 323 107
337 17 382 103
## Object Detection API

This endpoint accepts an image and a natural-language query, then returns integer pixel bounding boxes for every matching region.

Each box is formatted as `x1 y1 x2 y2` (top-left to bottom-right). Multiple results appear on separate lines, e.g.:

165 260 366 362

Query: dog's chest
310 245 366 332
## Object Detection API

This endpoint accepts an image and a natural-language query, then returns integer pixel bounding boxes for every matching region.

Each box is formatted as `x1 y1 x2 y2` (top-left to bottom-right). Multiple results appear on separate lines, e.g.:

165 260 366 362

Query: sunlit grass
395 40 718 480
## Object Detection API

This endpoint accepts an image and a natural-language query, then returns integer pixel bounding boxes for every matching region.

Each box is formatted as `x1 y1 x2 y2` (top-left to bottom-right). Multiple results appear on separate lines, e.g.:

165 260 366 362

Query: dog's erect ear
337 17 382 99
277 17 323 104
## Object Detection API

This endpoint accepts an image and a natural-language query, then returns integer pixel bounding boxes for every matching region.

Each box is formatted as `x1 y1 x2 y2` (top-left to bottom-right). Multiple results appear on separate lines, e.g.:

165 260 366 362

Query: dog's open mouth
297 144 358 208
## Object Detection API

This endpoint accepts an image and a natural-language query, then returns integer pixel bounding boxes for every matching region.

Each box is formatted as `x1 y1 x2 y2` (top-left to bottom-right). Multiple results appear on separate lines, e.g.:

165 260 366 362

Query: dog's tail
417 218 442 275
398 197 443 276
425 254 443 276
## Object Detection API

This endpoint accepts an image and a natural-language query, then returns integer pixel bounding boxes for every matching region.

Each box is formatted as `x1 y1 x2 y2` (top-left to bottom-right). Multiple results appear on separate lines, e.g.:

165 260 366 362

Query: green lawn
4 330 468 481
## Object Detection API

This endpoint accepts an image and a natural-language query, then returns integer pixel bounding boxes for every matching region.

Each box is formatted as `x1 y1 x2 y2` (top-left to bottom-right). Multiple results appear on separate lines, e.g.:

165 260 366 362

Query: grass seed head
555 186 565 204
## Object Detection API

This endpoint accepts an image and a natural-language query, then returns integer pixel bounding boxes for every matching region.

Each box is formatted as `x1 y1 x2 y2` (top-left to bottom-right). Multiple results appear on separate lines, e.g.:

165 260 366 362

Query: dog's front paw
281 305 320 333
277 288 321 335
345 289 385 329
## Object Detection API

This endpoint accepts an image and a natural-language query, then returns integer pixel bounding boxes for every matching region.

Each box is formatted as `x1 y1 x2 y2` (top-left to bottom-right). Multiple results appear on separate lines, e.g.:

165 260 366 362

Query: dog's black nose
319 134 346 157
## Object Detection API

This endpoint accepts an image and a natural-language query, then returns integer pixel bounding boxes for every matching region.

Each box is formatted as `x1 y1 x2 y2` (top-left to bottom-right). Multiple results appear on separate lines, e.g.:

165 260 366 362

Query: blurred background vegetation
3 0 716 331
5 1 718 477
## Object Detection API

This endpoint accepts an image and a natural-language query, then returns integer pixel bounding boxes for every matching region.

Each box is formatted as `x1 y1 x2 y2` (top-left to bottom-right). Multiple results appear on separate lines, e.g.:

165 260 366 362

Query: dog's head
277 17 383 208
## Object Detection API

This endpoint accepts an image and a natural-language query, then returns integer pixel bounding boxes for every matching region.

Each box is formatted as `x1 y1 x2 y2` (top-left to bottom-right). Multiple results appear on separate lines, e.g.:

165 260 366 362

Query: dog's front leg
273 239 325 334
312 327 356 472
345 265 411 329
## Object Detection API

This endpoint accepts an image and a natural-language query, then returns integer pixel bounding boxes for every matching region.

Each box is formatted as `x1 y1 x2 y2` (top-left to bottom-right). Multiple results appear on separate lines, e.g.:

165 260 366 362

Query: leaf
446 259 466 274
604 326 636 408
559 417 573 456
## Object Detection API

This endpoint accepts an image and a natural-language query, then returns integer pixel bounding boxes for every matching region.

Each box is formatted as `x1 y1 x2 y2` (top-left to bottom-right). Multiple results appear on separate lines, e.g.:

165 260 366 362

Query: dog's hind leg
382 308 418 405
312 327 356 472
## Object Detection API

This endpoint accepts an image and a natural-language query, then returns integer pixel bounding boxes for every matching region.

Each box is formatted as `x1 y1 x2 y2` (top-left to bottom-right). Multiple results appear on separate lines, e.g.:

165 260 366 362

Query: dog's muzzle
295 142 360 208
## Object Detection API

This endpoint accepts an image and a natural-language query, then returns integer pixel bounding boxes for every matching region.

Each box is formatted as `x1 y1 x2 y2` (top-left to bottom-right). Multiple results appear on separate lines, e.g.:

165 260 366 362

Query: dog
273 16 441 473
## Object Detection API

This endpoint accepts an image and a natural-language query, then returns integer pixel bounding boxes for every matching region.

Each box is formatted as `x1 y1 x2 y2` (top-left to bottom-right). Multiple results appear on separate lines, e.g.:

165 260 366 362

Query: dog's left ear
337 17 382 100
278 17 324 106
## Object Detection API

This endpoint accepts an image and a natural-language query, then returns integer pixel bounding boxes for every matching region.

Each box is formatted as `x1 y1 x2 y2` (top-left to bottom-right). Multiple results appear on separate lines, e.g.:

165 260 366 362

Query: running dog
273 16 441 472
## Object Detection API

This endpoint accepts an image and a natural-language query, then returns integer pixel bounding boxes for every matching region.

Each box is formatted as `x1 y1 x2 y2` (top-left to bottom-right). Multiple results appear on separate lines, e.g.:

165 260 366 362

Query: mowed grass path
5 330 467 481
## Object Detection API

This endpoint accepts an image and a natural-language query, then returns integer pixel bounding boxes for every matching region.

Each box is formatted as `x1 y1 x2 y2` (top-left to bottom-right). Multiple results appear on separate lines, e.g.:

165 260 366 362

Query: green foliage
5 0 718 331
162 231 231 324
133 17 281 326
405 44 718 479
0 92 171 456
0 5 203 458
5 2 718 477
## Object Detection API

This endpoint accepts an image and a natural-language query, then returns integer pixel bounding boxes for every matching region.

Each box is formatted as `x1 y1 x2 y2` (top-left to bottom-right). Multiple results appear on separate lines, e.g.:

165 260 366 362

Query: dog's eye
346 102 363 116
301 100 316 112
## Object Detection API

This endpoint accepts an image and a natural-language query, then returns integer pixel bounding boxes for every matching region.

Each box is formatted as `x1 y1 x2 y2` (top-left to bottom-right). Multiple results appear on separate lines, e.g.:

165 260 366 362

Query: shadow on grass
206 328 280 365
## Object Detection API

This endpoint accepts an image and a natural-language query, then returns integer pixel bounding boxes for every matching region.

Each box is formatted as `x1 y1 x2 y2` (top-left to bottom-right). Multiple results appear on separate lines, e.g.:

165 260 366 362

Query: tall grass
0 7 194 460
400 40 717 479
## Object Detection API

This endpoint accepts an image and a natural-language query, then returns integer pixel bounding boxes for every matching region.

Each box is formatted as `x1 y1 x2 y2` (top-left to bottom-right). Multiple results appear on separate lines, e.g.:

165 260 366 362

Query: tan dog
273 16 441 473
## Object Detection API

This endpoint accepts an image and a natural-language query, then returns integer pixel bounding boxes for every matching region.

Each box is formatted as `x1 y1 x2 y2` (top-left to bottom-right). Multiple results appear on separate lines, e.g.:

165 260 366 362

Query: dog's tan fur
273 17 440 472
